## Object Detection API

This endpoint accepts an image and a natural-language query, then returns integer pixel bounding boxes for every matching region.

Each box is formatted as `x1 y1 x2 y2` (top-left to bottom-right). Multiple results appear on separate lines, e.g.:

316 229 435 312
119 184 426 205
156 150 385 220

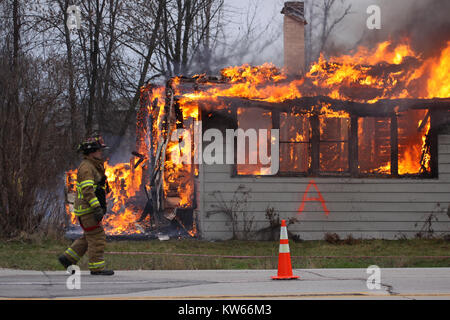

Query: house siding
195 134 450 240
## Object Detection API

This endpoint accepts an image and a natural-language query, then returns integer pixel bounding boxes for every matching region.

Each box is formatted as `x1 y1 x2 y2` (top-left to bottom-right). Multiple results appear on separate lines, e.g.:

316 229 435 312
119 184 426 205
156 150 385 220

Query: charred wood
191 96 450 117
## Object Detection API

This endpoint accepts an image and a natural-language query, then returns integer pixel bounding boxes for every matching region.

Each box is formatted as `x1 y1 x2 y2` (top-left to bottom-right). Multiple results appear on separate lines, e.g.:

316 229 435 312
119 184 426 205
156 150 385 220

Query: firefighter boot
90 269 114 276
58 255 76 274
58 254 72 269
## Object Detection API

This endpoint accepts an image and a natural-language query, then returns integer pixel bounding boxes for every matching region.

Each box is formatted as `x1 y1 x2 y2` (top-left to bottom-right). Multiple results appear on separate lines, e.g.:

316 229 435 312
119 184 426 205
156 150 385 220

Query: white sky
223 0 285 66
222 0 421 67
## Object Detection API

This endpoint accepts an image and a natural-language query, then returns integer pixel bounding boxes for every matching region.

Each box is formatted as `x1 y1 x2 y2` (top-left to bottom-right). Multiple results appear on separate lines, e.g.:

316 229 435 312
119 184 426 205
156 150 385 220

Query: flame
397 108 432 175
221 63 287 84
172 39 448 176
65 170 78 225
426 41 450 98
66 38 448 235
174 39 449 107
316 103 349 118
103 207 142 235
305 40 425 102
332 40 417 66
66 161 146 235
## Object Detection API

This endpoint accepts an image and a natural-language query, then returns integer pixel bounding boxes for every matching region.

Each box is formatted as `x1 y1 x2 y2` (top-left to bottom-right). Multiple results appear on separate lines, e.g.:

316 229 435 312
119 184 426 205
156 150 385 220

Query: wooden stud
349 115 359 177
430 109 439 178
390 114 398 177
310 114 320 175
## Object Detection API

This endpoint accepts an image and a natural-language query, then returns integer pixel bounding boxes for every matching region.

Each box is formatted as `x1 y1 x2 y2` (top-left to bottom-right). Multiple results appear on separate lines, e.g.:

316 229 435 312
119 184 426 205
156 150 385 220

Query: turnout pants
63 213 106 271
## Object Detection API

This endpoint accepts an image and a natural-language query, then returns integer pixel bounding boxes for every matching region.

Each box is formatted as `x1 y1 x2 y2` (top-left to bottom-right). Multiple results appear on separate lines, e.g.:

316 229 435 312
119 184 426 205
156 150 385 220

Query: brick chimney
281 1 306 75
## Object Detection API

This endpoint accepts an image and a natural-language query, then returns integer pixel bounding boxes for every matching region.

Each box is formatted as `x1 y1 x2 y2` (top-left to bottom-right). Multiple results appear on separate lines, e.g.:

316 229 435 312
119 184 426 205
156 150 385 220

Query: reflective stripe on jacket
74 156 106 216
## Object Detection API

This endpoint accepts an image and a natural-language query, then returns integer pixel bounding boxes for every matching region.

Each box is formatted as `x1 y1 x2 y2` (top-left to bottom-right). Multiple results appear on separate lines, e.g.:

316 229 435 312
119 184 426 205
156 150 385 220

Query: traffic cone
271 219 299 280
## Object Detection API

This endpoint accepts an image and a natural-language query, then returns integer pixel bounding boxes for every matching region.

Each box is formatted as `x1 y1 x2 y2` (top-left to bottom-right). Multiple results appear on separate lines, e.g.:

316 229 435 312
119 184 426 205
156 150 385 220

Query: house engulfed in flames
66 1 450 240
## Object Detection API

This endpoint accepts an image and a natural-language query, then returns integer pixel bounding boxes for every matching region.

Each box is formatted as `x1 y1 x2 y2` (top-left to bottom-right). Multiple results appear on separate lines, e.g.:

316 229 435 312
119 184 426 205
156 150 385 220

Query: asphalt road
0 268 449 300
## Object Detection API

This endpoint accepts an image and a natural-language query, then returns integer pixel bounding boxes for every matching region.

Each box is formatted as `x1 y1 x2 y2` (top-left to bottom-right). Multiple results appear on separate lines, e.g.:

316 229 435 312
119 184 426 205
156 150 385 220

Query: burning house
66 1 450 240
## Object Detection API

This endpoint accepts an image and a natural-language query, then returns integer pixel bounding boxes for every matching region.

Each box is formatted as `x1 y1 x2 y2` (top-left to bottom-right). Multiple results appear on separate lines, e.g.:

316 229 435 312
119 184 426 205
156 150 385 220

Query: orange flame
426 41 450 98
66 38 448 235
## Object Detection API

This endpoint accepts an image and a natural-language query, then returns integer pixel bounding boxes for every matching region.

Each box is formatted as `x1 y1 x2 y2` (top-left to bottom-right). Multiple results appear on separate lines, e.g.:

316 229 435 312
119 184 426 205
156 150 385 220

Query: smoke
235 0 450 65
335 0 450 57
104 133 136 165
388 0 450 57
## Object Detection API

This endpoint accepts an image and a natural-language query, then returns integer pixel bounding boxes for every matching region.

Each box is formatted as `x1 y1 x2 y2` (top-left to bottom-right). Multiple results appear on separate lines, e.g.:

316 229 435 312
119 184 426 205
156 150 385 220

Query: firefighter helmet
77 135 108 154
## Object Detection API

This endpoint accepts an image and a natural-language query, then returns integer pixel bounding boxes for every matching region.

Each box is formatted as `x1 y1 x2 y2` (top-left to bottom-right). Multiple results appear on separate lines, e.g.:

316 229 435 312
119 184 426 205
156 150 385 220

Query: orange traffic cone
272 219 299 280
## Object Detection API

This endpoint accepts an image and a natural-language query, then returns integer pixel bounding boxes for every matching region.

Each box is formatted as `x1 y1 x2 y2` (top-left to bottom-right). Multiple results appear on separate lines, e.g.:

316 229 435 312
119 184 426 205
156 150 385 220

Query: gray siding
195 135 450 240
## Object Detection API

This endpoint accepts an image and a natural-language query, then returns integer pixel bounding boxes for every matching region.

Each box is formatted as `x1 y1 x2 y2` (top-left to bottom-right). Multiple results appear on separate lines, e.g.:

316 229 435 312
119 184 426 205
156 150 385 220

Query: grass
0 237 449 271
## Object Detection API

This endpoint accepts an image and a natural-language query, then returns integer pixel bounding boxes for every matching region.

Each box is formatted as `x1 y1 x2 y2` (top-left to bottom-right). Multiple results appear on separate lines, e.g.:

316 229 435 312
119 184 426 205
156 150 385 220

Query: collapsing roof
169 72 450 120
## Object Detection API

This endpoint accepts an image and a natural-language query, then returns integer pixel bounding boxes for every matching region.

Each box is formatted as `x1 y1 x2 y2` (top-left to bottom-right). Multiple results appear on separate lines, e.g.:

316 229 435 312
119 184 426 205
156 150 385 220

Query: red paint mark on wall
297 180 330 216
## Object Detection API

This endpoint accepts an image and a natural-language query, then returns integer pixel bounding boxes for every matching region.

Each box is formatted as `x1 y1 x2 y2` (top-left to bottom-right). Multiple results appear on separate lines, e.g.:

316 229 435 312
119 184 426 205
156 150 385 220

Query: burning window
358 117 391 174
238 106 433 178
319 117 350 173
279 111 310 173
357 110 431 176
398 109 431 175
236 107 273 175
266 110 351 176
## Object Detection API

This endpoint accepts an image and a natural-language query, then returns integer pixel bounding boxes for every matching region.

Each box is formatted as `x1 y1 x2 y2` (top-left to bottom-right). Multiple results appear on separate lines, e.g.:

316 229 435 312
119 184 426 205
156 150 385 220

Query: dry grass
0 237 448 271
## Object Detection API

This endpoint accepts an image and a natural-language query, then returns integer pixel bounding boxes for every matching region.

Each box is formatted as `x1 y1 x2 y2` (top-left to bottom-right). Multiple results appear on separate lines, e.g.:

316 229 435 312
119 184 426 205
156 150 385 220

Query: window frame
231 107 436 179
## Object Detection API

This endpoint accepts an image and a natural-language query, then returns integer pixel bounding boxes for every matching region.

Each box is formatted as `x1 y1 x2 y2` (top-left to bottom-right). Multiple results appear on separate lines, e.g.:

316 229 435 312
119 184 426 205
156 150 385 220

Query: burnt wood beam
187 96 450 117
310 115 320 175
418 110 431 132
349 115 359 176
430 109 439 178
272 109 280 130
230 107 238 177
390 114 399 177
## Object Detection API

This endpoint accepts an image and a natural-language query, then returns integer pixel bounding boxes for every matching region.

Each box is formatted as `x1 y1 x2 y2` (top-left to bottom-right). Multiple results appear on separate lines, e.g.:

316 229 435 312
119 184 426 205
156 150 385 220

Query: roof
171 76 450 117
281 1 307 24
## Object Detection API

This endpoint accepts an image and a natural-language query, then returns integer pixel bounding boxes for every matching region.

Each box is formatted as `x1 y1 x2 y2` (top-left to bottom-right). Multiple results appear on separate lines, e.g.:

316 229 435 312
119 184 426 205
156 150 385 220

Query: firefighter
58 135 114 275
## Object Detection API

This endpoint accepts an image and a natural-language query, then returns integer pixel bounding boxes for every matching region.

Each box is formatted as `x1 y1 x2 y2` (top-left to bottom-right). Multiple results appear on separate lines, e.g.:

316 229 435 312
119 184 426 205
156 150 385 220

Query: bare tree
0 0 71 237
204 0 283 70
156 0 225 76
0 0 293 238
319 0 352 53
113 0 226 150
112 0 167 149
304 0 352 65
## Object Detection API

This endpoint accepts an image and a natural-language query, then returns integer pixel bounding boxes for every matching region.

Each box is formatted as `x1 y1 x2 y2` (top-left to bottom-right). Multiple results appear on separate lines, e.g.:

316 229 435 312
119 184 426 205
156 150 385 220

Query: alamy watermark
169 121 279 175
66 5 82 31
66 265 81 290
366 265 381 290
366 5 381 30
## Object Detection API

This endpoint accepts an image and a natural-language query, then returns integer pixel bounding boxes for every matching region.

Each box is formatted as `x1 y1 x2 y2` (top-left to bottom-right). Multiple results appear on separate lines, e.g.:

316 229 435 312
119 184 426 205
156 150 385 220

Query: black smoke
392 0 450 58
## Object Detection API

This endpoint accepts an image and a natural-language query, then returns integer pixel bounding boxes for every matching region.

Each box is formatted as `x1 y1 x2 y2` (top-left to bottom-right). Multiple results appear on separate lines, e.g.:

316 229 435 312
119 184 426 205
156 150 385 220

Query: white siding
197 135 450 240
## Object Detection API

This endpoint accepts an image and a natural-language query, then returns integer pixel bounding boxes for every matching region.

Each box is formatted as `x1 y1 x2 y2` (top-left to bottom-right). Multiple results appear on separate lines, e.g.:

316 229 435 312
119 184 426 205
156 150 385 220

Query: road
0 268 449 300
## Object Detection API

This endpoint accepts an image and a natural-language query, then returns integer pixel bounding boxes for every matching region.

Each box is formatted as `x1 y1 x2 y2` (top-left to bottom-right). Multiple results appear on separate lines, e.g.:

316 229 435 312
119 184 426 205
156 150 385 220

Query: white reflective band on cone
279 244 290 253
280 227 288 240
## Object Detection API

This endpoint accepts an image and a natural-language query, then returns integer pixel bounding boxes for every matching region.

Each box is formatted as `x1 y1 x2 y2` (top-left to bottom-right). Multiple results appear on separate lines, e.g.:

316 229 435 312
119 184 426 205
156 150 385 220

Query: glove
93 206 106 223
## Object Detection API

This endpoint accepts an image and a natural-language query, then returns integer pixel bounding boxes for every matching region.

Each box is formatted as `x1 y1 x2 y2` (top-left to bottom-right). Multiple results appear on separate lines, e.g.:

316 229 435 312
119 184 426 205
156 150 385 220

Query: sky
223 0 285 66
223 0 450 67
222 0 372 67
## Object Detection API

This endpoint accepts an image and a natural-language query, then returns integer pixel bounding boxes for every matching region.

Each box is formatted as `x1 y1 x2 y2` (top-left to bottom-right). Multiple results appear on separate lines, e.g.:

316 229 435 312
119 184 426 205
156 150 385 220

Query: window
358 117 391 174
319 117 350 173
233 106 433 178
398 109 430 175
236 107 272 175
279 111 310 173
